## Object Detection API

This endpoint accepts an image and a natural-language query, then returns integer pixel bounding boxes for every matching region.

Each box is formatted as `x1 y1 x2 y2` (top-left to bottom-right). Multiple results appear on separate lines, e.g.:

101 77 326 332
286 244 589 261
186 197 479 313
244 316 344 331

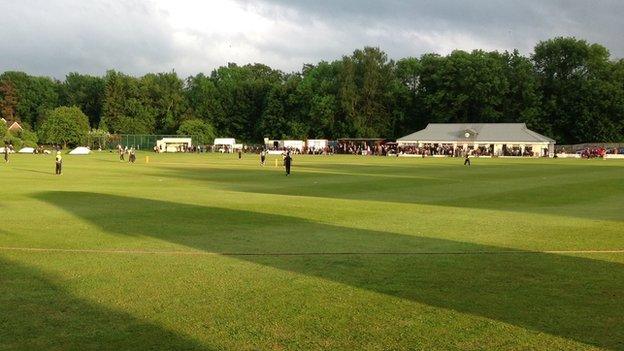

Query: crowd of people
201 142 548 158
397 144 479 157
395 145 544 157
263 145 332 155
303 146 329 155
555 146 623 158
397 144 460 156
335 142 397 155
121 141 624 163
580 147 607 158
152 144 204 153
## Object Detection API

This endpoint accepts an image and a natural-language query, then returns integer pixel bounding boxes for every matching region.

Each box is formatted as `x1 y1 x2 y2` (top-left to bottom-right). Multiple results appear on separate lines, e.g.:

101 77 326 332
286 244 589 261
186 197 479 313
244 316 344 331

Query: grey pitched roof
397 123 555 143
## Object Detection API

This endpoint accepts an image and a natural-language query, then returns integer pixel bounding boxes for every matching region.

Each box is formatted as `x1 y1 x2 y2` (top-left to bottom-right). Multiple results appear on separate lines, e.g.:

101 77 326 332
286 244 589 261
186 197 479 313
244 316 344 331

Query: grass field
1 152 623 350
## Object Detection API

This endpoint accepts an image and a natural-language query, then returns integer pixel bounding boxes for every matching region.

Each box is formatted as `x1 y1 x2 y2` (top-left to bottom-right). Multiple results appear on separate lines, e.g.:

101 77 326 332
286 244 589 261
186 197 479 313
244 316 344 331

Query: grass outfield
1 152 623 350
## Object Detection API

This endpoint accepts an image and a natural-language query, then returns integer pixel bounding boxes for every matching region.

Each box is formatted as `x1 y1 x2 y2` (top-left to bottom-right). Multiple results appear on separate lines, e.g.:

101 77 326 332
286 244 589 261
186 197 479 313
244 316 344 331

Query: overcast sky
1 0 622 79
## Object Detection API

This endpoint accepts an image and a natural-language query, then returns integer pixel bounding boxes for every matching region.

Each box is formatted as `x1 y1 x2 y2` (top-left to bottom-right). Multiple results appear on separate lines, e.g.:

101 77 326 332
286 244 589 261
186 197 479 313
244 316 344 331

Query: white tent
156 138 192 153
18 147 35 154
214 138 236 153
284 140 304 151
306 139 328 149
69 146 91 155
214 138 236 146
264 139 281 149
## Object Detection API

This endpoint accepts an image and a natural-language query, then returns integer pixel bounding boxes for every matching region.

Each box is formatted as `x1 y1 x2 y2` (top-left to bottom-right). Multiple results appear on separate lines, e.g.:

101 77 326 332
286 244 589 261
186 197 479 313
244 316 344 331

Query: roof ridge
427 123 525 125
397 123 555 143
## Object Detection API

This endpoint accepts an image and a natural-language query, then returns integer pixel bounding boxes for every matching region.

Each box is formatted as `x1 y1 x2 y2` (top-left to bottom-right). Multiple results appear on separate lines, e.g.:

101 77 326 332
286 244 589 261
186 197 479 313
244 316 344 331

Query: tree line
1 37 623 147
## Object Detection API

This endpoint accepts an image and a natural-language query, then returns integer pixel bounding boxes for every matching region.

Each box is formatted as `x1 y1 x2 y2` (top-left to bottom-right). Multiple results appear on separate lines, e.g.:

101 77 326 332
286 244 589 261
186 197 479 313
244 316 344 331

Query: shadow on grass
14 168 55 175
0 257 210 351
163 164 624 221
33 191 624 350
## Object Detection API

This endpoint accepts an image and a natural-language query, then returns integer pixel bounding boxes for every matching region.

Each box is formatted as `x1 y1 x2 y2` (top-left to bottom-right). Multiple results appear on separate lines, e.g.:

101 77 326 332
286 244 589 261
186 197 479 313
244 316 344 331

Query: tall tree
297 62 341 138
3 37 624 144
351 47 396 137
0 72 61 128
101 71 155 134
419 50 509 124
0 79 18 121
259 85 290 139
533 37 624 143
393 57 422 135
140 72 186 134
501 50 543 129
211 63 283 141
60 73 105 128
184 73 225 128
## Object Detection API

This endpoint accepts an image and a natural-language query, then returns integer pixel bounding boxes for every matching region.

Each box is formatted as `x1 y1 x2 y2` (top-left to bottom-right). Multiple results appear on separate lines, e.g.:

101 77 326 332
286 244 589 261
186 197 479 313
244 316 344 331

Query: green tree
15 128 39 147
4 36 624 143
259 86 290 139
184 73 225 127
0 72 61 128
533 37 624 143
101 71 155 134
211 63 284 142
418 50 509 124
0 79 19 121
88 128 110 149
353 47 395 137
60 73 106 128
177 119 216 145
38 106 90 148
501 50 543 129
297 62 341 138
308 94 337 138
336 47 398 138
140 72 186 134
392 57 422 135
0 118 7 139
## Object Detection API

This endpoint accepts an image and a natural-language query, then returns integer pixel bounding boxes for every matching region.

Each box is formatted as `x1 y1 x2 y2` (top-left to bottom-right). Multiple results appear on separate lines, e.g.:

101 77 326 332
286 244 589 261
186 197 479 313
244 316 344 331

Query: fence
95 134 198 150
557 143 624 152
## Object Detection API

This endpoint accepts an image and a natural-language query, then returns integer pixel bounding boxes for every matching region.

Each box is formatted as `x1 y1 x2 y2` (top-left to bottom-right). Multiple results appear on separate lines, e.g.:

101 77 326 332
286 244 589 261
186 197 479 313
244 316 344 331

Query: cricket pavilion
397 123 556 157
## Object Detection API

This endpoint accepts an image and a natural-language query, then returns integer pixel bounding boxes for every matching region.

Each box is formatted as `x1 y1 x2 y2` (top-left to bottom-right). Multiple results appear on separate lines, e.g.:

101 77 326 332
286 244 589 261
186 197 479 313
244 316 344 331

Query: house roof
7 121 23 131
1 118 22 130
397 123 555 143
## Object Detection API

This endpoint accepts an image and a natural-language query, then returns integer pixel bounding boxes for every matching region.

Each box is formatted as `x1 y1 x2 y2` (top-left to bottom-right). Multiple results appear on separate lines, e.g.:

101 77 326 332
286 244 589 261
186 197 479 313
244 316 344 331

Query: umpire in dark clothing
464 152 471 166
284 152 292 176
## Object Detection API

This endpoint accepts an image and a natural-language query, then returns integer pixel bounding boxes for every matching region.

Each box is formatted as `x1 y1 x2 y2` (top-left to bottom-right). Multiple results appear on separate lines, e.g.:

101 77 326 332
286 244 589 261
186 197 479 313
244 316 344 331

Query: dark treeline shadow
0 257 212 351
33 191 624 350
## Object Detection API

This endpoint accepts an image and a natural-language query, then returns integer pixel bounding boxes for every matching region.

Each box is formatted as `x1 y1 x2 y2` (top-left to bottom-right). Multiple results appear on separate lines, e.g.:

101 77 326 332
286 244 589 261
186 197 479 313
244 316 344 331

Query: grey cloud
0 0 622 79
244 0 624 58
0 0 177 78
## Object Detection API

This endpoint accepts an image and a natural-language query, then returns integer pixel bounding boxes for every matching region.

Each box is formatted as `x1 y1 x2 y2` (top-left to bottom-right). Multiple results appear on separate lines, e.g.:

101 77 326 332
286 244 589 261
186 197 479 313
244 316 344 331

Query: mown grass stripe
1 246 623 256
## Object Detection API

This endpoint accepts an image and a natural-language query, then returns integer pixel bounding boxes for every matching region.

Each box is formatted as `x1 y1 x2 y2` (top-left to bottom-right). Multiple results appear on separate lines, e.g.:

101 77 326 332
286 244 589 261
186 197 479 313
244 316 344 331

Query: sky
0 0 622 79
